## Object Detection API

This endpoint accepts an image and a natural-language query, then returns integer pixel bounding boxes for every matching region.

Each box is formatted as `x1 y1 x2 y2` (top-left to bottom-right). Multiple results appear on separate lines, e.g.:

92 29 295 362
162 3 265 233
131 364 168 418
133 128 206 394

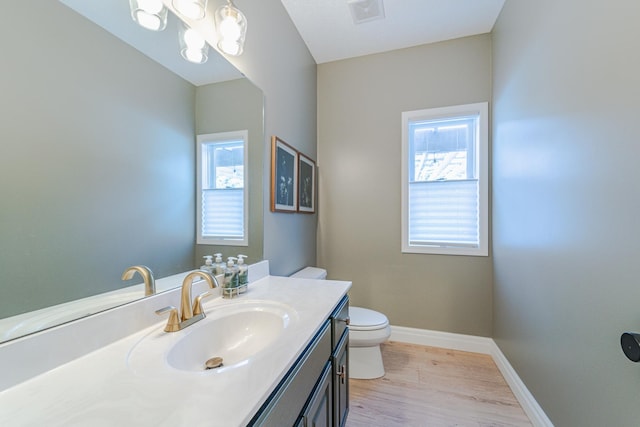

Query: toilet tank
290 267 327 280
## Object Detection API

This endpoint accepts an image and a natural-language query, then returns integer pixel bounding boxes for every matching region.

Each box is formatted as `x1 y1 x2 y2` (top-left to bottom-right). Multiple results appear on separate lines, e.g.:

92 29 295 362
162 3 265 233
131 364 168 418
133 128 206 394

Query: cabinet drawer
331 296 349 349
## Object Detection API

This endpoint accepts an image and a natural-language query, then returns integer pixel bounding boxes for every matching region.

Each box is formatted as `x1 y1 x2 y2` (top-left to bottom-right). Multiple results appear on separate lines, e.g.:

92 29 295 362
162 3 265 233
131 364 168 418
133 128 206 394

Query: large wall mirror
0 0 264 343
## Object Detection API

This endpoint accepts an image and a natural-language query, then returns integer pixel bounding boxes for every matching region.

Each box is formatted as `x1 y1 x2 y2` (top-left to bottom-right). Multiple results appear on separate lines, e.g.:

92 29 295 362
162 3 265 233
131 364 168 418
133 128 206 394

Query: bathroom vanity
250 295 350 426
0 266 351 426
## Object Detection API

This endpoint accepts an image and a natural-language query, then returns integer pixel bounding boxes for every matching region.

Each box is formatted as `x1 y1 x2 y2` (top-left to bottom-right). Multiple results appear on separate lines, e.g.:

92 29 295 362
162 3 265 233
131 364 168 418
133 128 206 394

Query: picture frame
297 152 316 213
270 136 298 212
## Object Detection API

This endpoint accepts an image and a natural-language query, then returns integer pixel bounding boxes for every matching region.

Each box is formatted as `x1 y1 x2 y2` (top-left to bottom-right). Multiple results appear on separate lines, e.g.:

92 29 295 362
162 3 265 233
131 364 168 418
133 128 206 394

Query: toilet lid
349 307 389 330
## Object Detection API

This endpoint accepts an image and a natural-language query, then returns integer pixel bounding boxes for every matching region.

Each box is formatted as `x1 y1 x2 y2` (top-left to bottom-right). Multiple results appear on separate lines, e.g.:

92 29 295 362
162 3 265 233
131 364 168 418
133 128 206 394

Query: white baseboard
391 325 494 354
390 326 554 427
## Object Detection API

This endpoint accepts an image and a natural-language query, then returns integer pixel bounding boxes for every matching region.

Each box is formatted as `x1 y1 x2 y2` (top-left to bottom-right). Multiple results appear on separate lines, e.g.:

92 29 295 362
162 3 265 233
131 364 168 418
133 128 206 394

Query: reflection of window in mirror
197 131 249 246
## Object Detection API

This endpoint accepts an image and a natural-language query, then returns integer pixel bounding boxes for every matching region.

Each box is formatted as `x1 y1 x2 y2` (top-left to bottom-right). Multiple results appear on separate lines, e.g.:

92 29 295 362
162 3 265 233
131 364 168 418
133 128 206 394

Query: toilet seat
349 307 389 331
349 306 391 349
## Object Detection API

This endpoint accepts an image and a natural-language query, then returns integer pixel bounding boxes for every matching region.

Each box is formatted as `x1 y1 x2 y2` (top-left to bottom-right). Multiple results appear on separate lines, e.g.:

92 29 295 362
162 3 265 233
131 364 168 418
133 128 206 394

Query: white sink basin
127 300 296 376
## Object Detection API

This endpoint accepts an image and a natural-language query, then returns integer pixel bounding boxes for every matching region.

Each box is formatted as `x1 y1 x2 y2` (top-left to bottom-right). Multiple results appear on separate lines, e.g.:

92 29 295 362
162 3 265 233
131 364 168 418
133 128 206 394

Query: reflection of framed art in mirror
270 136 298 212
297 153 316 214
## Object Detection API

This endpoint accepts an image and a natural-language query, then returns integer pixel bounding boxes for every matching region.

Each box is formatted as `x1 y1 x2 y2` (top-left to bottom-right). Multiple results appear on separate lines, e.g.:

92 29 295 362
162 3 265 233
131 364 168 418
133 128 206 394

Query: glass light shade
214 1 247 56
172 0 208 20
178 22 209 64
129 0 168 31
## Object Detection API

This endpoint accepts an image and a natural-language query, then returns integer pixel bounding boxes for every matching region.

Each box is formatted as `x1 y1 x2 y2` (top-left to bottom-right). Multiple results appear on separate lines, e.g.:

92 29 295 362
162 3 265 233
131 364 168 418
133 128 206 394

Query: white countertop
0 275 351 426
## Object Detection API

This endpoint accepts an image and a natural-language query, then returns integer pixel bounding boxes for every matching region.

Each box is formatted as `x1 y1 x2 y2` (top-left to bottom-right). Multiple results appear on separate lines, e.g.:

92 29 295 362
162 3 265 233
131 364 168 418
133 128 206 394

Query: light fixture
172 0 208 21
178 21 209 64
129 0 168 31
214 0 247 56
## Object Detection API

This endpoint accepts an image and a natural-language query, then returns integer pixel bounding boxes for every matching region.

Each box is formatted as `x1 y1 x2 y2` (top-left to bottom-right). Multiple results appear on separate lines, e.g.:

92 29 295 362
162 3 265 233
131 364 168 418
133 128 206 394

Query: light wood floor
346 341 532 427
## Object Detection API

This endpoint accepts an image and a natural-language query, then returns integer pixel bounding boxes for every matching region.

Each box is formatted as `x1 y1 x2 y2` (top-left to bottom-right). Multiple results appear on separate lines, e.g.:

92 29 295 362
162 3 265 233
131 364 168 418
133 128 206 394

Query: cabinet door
332 332 349 427
248 322 332 426
303 362 333 427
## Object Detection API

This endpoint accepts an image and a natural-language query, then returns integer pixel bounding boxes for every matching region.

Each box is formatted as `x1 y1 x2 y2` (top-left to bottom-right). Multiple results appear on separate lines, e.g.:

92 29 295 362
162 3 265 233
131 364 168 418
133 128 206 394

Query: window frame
196 130 249 246
401 102 489 256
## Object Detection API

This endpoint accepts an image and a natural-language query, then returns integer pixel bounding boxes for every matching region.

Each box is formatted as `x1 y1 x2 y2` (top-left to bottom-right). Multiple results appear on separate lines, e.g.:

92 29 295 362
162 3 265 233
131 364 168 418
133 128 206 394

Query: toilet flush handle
338 317 350 326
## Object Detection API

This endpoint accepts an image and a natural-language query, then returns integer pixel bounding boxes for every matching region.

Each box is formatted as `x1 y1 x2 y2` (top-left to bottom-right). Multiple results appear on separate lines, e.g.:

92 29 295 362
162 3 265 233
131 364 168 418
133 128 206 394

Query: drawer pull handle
339 317 350 326
336 364 346 384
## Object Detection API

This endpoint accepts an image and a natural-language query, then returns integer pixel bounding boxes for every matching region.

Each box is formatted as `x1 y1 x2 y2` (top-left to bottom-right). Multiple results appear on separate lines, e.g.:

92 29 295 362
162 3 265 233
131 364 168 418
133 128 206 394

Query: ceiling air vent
347 0 385 25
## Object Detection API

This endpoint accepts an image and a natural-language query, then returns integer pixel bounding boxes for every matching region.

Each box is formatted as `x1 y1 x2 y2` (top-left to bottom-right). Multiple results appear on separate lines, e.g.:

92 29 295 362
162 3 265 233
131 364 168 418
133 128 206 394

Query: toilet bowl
290 267 391 379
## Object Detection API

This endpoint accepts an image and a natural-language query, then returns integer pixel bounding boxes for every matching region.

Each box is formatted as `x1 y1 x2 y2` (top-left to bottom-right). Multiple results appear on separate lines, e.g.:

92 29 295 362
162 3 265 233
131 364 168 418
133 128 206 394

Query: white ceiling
280 0 506 64
59 0 505 85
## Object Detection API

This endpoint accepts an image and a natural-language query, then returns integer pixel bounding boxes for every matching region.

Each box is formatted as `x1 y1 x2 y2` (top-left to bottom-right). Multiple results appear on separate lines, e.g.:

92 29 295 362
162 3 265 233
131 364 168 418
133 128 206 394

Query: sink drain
205 356 224 370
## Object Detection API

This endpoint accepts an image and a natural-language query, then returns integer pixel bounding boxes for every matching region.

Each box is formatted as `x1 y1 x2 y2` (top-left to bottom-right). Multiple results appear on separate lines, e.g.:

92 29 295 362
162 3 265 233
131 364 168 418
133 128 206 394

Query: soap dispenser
213 253 225 275
200 255 214 274
223 257 239 292
237 254 248 292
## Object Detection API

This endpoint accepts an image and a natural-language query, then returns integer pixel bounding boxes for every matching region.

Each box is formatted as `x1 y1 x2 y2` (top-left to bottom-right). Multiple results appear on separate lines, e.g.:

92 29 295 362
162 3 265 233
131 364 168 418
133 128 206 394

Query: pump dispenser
213 253 225 275
223 257 239 291
201 255 214 274
237 254 248 289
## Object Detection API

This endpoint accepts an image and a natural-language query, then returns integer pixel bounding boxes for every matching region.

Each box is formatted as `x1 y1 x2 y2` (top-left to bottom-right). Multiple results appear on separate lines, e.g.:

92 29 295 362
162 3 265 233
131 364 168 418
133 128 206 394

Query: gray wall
317 36 494 336
195 78 264 265
217 0 318 276
492 1 640 425
0 0 195 317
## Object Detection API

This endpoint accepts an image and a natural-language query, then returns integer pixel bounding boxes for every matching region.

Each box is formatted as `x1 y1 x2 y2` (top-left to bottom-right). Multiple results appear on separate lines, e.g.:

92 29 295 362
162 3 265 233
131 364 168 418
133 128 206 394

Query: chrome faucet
121 265 156 296
156 271 220 332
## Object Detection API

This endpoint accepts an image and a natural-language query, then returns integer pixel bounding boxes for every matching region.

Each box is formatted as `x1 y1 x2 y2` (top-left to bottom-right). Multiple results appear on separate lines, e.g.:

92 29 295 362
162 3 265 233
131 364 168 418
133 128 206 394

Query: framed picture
271 136 298 212
297 153 316 213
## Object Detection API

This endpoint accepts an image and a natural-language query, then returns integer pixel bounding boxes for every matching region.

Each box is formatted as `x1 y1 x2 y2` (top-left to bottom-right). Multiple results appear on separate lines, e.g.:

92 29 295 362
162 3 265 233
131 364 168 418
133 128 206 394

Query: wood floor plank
346 341 532 427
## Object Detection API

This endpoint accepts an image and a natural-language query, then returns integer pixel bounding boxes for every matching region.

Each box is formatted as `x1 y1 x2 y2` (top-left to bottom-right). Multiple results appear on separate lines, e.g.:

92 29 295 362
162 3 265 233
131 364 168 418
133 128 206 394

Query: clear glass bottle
237 254 248 286
213 253 225 275
200 255 214 274
223 257 239 290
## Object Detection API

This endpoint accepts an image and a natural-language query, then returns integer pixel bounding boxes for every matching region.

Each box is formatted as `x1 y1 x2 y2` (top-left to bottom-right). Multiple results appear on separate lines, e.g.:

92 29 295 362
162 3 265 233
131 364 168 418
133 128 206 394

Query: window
401 103 488 256
197 130 248 246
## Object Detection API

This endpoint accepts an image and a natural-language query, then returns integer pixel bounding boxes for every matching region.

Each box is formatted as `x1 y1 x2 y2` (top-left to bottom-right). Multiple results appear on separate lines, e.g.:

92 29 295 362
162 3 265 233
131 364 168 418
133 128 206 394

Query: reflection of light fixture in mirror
214 0 247 56
179 21 209 64
129 0 168 31
172 0 208 20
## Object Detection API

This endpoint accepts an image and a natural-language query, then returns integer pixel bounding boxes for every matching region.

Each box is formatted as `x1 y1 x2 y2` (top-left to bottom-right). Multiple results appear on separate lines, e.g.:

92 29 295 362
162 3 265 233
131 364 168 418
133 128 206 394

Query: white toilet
290 267 391 379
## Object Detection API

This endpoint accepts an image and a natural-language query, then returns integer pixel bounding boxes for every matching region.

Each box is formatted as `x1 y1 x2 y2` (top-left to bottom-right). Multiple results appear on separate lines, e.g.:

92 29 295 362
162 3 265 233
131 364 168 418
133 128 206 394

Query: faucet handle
156 306 180 332
193 291 214 316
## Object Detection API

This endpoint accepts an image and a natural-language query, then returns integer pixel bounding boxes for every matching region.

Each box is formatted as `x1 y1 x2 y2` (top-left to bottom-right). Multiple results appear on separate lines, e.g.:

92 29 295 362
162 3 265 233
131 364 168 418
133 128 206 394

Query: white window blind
401 103 488 256
201 189 244 239
408 180 478 247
